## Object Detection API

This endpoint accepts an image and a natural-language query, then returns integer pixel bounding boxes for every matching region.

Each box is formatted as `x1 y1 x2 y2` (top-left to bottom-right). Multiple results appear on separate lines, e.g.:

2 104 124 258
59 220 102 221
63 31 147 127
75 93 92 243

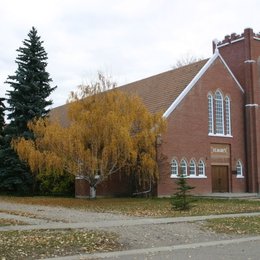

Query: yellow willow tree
13 76 166 198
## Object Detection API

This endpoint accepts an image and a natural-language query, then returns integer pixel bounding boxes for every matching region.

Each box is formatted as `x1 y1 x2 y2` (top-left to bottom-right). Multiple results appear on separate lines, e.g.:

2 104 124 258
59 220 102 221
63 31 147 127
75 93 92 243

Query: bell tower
213 28 260 193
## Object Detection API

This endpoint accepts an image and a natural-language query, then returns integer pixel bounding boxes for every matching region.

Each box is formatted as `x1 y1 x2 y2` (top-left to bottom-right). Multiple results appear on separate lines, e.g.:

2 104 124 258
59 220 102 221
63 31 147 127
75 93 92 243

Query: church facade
52 28 260 197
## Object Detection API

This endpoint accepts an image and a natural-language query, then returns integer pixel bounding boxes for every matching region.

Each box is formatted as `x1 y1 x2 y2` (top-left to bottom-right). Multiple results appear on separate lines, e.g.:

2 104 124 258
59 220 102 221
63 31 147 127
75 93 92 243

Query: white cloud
1 0 260 108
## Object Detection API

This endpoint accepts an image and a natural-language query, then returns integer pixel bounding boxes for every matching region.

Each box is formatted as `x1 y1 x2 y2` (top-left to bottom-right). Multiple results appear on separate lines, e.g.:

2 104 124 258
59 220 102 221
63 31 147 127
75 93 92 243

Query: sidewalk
1 211 260 231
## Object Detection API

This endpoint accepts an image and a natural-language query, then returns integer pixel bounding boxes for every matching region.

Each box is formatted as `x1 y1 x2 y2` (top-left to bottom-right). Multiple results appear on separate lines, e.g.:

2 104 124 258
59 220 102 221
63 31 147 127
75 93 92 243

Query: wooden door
212 166 229 192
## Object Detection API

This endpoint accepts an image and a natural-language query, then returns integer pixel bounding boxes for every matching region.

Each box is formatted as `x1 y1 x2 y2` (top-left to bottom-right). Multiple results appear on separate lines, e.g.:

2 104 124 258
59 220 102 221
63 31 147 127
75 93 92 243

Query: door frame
211 164 230 192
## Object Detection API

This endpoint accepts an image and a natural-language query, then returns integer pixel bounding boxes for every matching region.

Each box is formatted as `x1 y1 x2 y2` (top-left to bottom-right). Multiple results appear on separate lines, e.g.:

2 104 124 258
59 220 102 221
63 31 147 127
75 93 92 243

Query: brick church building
51 28 260 197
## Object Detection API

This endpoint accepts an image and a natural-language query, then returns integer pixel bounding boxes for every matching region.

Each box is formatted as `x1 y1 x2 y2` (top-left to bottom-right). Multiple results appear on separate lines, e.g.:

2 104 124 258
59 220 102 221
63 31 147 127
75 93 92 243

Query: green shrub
37 171 75 196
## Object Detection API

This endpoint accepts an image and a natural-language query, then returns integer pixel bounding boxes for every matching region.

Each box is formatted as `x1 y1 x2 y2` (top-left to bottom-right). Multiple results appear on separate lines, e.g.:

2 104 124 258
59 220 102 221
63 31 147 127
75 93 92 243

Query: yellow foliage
13 87 166 188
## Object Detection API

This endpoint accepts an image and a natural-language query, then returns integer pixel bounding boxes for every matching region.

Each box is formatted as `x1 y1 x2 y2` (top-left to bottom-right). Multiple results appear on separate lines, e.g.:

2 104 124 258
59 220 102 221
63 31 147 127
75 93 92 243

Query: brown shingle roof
49 102 70 126
119 59 208 114
50 59 208 125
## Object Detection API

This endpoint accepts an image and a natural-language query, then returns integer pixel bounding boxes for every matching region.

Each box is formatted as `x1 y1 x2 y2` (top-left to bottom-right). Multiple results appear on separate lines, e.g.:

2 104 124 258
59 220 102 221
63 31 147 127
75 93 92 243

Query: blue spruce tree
0 27 56 194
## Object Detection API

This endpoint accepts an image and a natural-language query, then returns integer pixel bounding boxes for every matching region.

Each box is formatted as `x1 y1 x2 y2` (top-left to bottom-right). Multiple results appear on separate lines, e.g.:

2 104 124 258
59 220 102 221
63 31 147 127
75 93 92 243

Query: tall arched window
215 91 224 134
208 94 214 134
180 159 187 176
171 159 178 177
189 159 196 176
225 96 231 135
198 160 205 176
236 160 243 178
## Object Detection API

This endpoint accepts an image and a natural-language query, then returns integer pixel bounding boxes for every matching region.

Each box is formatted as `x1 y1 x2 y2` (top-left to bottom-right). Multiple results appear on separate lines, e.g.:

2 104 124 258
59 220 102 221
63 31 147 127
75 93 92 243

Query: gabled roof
120 59 208 115
50 50 244 124
50 59 208 125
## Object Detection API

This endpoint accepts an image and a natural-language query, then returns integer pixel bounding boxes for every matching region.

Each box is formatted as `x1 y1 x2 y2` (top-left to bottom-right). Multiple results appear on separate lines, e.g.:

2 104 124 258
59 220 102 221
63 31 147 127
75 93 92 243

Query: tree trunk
89 185 96 199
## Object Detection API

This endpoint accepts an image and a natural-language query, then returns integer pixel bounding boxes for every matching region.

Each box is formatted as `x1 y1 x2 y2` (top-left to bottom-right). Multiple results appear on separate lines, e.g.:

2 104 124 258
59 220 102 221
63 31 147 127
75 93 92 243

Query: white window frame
198 160 206 177
171 159 178 178
215 90 224 135
189 159 196 176
180 159 188 176
208 94 214 134
225 96 232 136
236 160 244 178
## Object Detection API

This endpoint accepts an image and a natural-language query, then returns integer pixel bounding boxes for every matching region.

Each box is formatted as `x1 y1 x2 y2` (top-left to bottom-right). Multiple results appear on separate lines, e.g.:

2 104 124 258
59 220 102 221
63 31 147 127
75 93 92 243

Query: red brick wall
217 28 260 193
75 172 133 198
157 57 246 196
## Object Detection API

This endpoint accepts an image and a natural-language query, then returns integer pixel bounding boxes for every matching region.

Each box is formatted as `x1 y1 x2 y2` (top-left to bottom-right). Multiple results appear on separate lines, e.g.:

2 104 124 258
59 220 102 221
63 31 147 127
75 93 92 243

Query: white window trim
208 94 214 134
180 159 188 176
225 96 232 135
198 160 206 177
208 91 233 138
215 91 225 135
171 159 178 178
189 160 196 176
170 175 207 179
208 133 233 138
170 159 207 179
189 175 207 179
236 160 244 178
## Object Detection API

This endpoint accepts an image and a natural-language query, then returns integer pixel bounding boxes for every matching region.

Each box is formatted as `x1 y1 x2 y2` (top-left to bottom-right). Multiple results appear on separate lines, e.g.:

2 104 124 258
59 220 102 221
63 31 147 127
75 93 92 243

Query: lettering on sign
211 144 230 158
212 147 228 153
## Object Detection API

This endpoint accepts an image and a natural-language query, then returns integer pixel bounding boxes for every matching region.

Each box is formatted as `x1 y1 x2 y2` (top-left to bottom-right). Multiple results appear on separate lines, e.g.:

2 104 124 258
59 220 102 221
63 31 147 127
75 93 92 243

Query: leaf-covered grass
1 196 260 217
0 229 121 260
205 216 260 235
0 218 28 226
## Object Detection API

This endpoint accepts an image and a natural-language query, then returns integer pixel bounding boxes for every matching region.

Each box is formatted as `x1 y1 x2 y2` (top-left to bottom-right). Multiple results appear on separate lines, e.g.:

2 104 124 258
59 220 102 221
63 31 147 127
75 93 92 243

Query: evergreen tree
171 173 195 211
6 26 56 136
0 132 33 195
0 97 5 134
0 27 56 194
0 97 5 153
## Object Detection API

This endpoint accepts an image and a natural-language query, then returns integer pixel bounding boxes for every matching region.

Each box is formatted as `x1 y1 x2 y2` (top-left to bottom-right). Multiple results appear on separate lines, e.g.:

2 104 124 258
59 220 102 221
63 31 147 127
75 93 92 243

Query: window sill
190 175 207 179
170 175 207 179
236 175 244 179
208 133 233 138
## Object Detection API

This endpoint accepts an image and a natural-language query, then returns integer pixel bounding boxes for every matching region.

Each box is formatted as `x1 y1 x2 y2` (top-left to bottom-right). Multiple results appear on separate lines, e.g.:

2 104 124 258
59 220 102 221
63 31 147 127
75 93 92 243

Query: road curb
42 235 260 260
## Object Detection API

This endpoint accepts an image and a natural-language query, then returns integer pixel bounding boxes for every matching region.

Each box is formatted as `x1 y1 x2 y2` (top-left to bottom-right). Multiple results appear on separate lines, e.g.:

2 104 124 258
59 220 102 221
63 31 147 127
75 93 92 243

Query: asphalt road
47 236 260 260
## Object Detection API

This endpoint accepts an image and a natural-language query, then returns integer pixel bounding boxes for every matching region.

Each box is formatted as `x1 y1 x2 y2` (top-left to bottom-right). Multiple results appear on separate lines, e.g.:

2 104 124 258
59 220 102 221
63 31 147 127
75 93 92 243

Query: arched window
215 91 224 134
171 159 178 177
180 159 187 176
225 96 231 135
189 160 196 176
208 94 214 134
198 160 205 176
236 160 243 177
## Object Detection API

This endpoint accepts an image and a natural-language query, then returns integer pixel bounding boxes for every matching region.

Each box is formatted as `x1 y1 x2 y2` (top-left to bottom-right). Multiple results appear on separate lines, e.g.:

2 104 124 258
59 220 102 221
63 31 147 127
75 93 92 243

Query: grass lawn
205 216 260 235
0 229 120 260
1 196 260 217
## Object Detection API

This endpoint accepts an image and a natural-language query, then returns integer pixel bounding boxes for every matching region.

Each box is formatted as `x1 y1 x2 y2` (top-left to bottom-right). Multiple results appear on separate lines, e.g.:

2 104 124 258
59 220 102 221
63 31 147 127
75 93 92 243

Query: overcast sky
1 0 260 108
